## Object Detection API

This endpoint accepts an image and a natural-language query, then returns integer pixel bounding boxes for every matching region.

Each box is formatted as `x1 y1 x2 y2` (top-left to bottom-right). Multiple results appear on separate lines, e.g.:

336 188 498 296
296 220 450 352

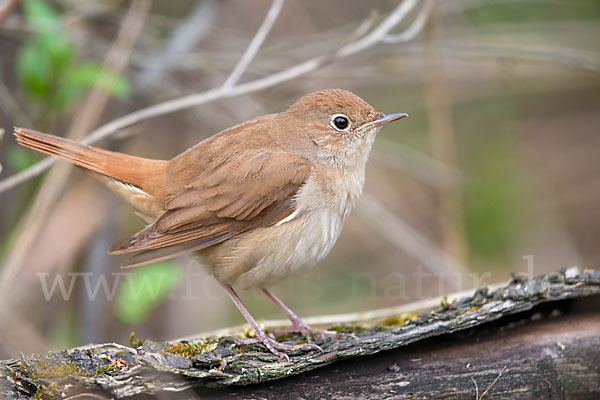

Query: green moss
34 383 58 400
379 313 417 327
32 357 117 385
35 362 87 380
162 340 217 358
33 385 43 399
440 294 452 309
129 331 144 348
92 364 118 376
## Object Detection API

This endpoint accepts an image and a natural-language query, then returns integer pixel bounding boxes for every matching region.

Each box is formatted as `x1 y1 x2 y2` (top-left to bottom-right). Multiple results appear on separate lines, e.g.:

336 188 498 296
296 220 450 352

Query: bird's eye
330 114 350 131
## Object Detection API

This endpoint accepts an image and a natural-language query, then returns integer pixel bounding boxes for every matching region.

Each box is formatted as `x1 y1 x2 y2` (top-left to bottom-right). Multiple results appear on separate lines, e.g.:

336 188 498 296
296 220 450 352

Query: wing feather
109 152 310 266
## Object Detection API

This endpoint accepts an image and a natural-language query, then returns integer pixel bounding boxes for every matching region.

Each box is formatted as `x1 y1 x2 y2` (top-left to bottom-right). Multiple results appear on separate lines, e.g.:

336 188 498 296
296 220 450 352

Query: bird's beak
357 112 408 131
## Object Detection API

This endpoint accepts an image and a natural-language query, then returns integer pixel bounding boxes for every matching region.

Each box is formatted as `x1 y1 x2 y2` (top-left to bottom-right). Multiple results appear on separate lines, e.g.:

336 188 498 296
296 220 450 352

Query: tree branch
382 0 435 44
222 0 285 89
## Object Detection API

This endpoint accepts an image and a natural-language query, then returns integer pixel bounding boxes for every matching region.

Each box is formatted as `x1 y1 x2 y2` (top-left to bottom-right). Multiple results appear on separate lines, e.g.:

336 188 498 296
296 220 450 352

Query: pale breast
200 207 343 289
197 163 367 290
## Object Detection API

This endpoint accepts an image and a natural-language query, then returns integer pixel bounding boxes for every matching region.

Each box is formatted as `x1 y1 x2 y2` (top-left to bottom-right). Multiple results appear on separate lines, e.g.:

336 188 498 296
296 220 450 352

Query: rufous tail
14 127 168 203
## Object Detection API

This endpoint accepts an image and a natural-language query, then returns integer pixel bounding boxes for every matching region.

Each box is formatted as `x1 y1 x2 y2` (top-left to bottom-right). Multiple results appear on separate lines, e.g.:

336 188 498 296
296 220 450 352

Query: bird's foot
231 332 322 361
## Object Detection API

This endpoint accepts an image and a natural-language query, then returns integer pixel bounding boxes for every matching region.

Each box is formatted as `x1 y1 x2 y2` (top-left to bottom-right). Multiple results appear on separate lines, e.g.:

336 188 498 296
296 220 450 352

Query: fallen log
2 269 599 399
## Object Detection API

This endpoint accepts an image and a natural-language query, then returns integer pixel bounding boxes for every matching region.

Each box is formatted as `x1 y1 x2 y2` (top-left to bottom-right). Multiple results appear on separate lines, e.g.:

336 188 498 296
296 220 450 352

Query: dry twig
222 0 285 89
383 0 435 44
136 0 219 91
474 365 508 400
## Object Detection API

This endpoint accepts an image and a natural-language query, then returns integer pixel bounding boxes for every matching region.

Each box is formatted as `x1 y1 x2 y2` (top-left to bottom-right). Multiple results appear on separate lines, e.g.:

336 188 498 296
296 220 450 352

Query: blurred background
0 0 598 359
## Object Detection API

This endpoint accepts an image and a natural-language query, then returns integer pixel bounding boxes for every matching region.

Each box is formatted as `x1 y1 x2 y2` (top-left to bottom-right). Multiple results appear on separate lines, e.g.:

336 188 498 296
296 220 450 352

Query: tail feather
14 127 168 208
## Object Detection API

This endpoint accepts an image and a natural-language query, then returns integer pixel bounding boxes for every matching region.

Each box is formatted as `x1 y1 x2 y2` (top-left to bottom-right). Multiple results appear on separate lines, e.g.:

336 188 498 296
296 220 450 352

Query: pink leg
221 283 321 360
262 288 356 339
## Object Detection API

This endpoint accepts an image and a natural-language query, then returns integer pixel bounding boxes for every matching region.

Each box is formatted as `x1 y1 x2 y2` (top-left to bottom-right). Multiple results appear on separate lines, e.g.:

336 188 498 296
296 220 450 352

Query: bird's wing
109 152 311 267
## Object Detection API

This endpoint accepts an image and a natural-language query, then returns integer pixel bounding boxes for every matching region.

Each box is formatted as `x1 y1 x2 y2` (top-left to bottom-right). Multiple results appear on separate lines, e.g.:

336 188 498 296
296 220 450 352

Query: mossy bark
2 270 599 399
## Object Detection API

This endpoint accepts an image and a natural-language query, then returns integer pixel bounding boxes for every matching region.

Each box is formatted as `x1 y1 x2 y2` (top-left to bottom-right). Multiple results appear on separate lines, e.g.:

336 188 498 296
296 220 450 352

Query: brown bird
14 89 406 359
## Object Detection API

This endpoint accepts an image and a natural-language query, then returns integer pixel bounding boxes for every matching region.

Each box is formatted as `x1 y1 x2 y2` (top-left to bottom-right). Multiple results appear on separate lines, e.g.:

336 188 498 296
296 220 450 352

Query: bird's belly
199 209 344 290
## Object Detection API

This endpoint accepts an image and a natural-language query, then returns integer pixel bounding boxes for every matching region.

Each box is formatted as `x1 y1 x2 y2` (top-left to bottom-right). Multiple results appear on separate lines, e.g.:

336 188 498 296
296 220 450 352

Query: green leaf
25 0 74 73
16 0 129 114
16 42 53 98
22 0 60 25
114 262 180 323
37 33 74 73
65 63 130 98
18 0 74 100
51 64 130 109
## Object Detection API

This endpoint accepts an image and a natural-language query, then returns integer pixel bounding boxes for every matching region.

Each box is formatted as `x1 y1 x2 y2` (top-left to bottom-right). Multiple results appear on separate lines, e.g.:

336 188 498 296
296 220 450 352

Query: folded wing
109 152 310 267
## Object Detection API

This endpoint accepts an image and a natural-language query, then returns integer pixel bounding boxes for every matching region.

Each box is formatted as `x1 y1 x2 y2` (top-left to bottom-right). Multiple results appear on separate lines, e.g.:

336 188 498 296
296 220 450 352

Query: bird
14 88 407 359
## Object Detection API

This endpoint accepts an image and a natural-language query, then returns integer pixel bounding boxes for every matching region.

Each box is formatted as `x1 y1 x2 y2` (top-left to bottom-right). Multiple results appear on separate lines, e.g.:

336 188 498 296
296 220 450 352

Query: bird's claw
231 334 322 361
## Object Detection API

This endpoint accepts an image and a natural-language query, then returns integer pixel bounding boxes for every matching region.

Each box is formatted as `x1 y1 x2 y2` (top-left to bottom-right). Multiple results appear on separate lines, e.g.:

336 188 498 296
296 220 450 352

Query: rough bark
1 270 599 399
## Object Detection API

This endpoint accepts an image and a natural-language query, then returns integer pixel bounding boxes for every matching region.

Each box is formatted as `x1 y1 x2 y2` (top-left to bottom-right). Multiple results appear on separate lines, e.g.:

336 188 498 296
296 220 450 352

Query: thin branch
478 366 507 399
471 376 479 400
344 10 378 45
382 0 435 43
0 157 54 191
136 0 219 92
222 0 285 89
0 0 423 193
334 0 418 58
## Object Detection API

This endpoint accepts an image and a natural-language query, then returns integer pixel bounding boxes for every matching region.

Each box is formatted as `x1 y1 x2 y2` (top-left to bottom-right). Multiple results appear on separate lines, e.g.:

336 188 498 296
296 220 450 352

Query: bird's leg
221 283 321 360
262 288 356 340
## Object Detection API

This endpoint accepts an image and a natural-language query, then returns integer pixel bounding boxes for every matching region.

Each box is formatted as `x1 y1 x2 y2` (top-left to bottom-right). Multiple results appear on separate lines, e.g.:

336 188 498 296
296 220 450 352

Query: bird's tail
14 127 167 208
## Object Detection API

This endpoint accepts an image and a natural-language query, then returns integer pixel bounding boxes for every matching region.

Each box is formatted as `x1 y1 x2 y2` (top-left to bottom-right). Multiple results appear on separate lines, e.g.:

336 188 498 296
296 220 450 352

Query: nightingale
14 89 407 359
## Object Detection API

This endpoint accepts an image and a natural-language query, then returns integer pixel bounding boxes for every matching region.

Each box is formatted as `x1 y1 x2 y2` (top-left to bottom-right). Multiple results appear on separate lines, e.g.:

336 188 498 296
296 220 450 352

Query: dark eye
331 114 350 131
